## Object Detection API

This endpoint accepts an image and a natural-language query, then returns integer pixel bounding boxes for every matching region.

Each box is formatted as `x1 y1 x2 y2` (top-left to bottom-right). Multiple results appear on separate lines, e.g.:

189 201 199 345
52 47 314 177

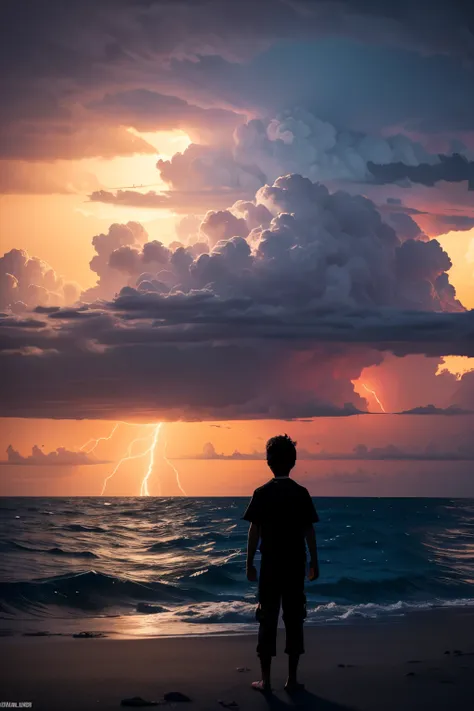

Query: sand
2 608 474 711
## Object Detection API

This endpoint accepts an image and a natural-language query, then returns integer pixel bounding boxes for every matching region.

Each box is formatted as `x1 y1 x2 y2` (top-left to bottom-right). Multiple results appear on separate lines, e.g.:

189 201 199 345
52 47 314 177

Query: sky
1 0 474 497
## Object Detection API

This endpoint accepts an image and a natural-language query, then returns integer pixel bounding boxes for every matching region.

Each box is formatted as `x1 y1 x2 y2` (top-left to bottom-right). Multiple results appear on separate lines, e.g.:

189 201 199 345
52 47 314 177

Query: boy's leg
253 561 280 691
281 563 306 690
287 654 300 687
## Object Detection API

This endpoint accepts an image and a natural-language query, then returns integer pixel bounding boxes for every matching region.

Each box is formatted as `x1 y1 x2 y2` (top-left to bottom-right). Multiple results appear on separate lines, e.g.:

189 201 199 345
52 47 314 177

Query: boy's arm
246 522 260 581
305 524 319 581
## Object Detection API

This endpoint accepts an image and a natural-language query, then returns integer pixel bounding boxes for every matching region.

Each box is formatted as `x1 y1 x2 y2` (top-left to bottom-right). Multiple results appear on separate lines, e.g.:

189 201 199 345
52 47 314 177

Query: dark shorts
256 557 306 657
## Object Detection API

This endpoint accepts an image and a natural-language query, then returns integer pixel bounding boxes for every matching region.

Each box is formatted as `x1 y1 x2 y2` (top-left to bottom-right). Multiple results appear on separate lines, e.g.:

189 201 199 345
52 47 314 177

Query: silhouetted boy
243 434 319 692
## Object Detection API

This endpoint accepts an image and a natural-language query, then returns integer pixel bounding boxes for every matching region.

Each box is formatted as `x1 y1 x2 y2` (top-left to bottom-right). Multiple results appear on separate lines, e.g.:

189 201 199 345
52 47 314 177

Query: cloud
378 201 474 238
2 0 473 167
87 89 244 145
0 249 80 311
0 123 157 161
88 188 252 214
182 437 474 462
153 110 436 195
398 404 474 416
2 445 106 466
1 174 472 420
368 154 474 190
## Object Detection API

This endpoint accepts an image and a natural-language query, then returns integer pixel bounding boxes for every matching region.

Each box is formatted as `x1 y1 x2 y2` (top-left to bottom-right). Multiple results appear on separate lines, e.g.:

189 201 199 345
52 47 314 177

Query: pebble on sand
163 692 192 702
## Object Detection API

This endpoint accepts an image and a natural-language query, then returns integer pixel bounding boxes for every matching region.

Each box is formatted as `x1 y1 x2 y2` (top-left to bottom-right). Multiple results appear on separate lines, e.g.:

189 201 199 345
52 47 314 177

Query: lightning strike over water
100 426 159 496
163 438 187 496
80 421 184 496
361 383 386 413
140 423 162 497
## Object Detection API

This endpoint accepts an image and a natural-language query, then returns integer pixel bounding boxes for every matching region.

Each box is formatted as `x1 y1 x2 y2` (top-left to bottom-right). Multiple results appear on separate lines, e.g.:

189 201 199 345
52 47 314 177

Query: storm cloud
368 154 474 190
1 173 473 420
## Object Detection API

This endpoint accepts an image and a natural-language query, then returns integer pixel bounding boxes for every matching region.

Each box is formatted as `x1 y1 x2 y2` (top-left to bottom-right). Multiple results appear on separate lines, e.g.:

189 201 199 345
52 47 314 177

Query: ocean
1 497 474 638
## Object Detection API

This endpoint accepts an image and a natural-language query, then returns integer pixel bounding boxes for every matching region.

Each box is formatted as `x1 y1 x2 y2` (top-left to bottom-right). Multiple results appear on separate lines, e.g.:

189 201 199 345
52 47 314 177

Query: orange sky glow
2 128 474 498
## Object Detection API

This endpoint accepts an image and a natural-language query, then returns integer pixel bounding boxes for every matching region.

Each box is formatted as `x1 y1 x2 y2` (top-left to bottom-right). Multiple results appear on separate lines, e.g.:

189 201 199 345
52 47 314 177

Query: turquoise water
1 497 473 636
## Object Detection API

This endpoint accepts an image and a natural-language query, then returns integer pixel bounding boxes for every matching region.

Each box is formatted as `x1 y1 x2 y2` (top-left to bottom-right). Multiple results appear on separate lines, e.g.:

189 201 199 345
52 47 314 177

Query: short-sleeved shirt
242 478 319 562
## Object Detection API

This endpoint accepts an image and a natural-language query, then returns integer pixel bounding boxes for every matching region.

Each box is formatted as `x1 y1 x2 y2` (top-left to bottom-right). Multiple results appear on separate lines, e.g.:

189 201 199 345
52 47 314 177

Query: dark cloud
0 295 473 421
368 154 474 190
1 174 472 420
2 0 473 164
88 90 244 144
2 445 105 466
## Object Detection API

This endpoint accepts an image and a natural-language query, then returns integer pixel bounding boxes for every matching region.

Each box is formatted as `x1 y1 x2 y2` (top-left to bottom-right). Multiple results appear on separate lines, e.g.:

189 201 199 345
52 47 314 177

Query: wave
146 537 194 552
1 541 98 558
0 570 227 617
314 574 474 603
63 524 107 534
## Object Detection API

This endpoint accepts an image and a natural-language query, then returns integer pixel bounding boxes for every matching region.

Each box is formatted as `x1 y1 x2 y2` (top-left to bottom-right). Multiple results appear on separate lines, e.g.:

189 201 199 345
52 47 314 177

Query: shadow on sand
259 689 357 711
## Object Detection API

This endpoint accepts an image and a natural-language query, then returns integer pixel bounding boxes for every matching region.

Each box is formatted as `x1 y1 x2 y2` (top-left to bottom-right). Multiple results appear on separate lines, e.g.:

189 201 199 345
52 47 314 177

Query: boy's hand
308 562 319 582
246 564 258 582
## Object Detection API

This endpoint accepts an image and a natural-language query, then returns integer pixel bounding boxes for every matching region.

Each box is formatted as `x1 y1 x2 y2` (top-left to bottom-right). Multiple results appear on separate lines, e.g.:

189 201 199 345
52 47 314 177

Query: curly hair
266 434 297 475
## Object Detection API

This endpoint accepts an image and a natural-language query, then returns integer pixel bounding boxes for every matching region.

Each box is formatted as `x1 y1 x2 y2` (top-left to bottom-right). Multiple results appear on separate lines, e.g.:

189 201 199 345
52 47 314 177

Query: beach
2 608 474 711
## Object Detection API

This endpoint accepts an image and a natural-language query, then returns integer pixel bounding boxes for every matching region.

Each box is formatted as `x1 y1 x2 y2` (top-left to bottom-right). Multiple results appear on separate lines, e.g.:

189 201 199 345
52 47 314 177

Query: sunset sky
1 0 474 497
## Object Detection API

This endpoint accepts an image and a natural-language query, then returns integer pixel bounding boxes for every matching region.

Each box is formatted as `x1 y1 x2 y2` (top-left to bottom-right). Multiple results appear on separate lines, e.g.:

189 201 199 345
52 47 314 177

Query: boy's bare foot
251 681 271 693
284 680 305 693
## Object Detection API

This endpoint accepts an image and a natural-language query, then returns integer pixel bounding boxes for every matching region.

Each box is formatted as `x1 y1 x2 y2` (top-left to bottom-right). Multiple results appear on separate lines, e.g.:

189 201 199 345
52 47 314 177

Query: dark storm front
1 497 474 635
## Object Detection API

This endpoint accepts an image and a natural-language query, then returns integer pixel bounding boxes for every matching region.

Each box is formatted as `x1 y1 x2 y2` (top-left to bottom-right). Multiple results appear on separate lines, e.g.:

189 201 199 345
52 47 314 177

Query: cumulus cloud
82 221 149 301
368 154 474 190
2 445 106 466
1 174 472 420
0 249 80 311
153 110 436 195
87 175 462 308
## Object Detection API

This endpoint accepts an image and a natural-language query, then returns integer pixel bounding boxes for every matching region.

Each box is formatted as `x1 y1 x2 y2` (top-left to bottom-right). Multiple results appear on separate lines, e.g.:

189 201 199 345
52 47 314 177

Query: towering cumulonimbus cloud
0 249 80 311
84 174 462 313
82 221 149 301
1 173 469 421
154 109 436 194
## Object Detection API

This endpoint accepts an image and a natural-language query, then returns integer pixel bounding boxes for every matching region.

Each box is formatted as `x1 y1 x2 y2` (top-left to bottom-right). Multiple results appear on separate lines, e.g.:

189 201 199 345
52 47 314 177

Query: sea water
1 497 473 637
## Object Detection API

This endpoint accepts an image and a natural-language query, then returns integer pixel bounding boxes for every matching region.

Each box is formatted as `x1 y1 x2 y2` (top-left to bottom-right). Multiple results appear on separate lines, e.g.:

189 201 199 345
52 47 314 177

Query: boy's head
266 434 297 478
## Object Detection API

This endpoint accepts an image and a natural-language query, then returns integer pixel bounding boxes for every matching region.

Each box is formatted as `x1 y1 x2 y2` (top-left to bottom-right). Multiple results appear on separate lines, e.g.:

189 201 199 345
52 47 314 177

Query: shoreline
3 598 474 640
2 607 474 710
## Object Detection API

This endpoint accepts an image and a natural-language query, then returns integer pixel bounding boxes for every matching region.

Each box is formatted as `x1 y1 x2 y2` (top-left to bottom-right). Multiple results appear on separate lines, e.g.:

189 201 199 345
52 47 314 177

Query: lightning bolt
163 437 187 496
100 426 159 496
139 423 162 497
94 422 186 497
76 420 185 496
79 422 121 454
361 383 386 413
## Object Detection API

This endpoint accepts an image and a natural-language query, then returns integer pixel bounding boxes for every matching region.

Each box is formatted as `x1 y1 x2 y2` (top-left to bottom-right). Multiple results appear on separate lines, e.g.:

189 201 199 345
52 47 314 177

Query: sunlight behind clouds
77 129 192 222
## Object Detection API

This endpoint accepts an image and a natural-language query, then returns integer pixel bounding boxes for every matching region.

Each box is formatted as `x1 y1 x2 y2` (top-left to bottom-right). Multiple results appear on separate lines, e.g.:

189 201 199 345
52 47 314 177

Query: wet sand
2 608 474 710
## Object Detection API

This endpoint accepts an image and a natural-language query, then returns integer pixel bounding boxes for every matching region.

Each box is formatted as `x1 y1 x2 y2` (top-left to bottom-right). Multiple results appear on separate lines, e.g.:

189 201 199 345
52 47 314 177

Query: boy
243 434 319 693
